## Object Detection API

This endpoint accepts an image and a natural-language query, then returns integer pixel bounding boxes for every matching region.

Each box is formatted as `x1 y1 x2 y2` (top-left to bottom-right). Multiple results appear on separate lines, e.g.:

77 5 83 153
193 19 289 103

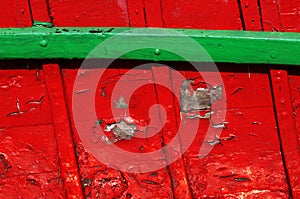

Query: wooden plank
61 65 174 198
126 0 146 27
239 0 262 31
0 63 65 198
259 0 282 31
0 66 52 128
48 0 129 26
160 0 242 30
169 66 289 197
43 64 84 198
152 66 193 199
0 0 32 27
0 172 65 198
29 0 51 23
270 69 300 198
0 28 300 65
144 0 164 27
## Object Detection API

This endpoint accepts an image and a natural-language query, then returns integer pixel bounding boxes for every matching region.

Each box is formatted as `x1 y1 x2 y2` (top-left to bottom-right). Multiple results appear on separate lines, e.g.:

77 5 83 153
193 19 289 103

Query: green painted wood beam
0 27 299 65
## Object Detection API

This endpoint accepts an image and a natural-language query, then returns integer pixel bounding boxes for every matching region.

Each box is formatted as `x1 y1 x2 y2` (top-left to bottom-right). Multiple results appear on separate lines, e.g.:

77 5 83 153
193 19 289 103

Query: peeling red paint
2 0 300 198
62 64 174 198
0 66 65 198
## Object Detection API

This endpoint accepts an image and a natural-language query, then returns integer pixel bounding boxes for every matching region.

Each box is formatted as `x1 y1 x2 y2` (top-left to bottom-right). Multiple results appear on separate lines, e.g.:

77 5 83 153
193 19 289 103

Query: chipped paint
103 119 137 143
114 96 128 108
180 79 226 129
180 79 223 112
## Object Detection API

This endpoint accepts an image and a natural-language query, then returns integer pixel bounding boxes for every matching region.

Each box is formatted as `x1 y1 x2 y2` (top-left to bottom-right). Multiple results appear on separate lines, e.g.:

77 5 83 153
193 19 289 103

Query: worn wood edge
0 27 299 65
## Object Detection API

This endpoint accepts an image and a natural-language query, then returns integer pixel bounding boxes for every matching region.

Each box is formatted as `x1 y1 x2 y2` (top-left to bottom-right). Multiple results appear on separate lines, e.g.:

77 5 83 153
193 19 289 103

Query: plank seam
269 68 295 198
257 0 264 31
237 0 246 30
43 63 84 199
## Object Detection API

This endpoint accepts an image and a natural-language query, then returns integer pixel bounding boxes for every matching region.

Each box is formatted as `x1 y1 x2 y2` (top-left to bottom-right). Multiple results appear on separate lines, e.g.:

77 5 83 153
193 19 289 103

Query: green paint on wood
32 21 53 28
0 27 299 65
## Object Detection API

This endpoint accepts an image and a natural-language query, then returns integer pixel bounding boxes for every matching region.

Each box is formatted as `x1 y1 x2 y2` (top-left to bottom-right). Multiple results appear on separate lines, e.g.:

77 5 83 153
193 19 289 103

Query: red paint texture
239 0 262 31
0 64 65 198
0 68 52 127
48 0 129 27
259 0 300 32
3 0 300 33
126 0 146 27
143 0 164 27
169 65 289 197
61 63 174 198
29 0 51 23
0 126 65 198
289 70 300 142
152 66 193 199
2 0 300 198
270 69 300 198
160 0 243 29
0 0 32 27
59 61 291 198
43 64 84 198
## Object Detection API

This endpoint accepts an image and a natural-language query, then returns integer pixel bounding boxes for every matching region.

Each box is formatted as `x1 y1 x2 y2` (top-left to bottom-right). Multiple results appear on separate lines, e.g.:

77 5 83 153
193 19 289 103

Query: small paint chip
114 96 128 108
103 120 137 143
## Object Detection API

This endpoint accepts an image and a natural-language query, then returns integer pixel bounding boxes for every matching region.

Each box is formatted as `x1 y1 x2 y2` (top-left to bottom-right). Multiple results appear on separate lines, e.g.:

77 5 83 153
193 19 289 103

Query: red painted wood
2 0 300 197
0 67 52 128
259 0 282 31
152 66 193 199
13 0 32 27
0 125 60 177
143 0 164 27
276 0 300 32
126 0 146 27
270 69 300 198
289 70 300 142
169 66 289 197
0 172 65 198
160 0 243 29
0 0 17 27
239 0 262 31
61 63 174 198
126 0 163 27
259 0 300 32
0 64 65 198
29 0 51 23
183 107 288 197
43 64 84 199
0 0 32 27
48 0 129 27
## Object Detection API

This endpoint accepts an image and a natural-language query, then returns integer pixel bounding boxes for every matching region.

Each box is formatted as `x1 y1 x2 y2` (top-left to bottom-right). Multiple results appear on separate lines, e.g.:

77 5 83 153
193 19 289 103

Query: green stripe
0 27 299 65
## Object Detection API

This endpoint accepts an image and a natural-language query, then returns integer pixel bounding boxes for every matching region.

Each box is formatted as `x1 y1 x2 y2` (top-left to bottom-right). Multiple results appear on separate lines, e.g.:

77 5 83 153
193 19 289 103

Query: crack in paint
6 96 44 117
207 134 236 146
